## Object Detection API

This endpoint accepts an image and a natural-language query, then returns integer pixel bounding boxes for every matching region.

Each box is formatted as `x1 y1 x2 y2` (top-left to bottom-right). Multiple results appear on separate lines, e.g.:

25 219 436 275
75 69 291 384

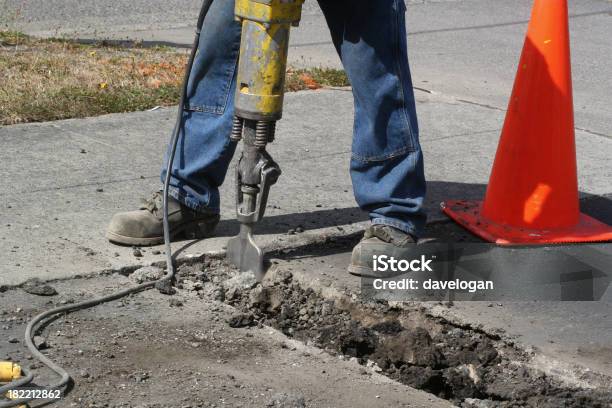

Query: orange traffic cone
442 0 612 245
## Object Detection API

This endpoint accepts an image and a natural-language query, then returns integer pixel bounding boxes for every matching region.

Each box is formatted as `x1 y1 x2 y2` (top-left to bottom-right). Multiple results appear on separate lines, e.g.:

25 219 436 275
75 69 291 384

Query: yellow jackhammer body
227 0 304 279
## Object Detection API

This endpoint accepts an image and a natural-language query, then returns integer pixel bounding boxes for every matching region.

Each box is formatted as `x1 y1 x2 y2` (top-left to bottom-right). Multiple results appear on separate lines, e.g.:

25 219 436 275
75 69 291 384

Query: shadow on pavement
170 181 611 261
199 181 611 239
581 193 612 225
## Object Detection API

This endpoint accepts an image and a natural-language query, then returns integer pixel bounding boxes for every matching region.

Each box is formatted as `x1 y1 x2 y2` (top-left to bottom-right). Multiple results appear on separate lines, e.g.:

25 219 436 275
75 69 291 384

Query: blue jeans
161 0 427 237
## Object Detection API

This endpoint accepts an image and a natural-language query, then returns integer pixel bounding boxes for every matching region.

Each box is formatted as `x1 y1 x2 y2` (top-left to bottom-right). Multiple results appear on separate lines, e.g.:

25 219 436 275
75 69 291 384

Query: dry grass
285 67 350 92
0 31 187 125
0 31 349 125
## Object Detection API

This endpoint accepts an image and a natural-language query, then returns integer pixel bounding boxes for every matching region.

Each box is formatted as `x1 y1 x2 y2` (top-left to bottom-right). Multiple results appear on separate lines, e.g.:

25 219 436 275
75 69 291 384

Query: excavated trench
176 257 612 408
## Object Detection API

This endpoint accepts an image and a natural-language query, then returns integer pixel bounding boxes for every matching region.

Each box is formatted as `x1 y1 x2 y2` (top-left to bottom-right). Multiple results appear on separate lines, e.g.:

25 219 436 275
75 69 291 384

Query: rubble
22 278 58 296
131 266 164 283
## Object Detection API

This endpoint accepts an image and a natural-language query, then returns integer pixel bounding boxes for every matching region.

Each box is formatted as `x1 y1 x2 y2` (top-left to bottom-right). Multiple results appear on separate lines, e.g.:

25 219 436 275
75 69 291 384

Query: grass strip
0 31 349 125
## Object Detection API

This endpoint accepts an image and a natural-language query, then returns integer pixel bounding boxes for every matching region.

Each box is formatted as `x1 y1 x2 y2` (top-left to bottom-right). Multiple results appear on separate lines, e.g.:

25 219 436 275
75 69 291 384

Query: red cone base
443 200 612 245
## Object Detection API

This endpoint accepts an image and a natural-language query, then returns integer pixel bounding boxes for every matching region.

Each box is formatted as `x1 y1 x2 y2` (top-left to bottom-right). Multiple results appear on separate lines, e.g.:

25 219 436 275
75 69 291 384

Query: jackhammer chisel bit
227 0 304 280
227 121 281 279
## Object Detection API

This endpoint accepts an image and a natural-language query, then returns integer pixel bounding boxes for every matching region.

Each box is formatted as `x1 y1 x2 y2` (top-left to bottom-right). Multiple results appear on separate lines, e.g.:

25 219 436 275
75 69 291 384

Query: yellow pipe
0 362 21 382
1 362 27 407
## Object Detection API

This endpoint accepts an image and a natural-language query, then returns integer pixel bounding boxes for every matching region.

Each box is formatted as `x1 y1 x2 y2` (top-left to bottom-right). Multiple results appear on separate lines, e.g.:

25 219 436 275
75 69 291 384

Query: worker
106 0 426 276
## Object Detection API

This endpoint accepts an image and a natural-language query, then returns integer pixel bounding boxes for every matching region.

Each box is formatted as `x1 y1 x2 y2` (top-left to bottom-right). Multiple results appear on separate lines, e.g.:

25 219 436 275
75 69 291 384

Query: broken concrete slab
267 231 612 386
1 218 610 406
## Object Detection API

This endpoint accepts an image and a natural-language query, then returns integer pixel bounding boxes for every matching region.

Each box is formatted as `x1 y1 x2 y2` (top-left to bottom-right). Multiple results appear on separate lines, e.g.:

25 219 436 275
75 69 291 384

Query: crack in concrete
576 126 612 139
9 175 159 196
427 129 501 142
455 99 505 112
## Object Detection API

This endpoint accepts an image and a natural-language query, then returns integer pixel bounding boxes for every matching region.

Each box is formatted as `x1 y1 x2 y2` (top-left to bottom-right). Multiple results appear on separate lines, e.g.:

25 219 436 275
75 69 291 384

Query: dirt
0 262 450 408
208 260 612 408
1 233 611 407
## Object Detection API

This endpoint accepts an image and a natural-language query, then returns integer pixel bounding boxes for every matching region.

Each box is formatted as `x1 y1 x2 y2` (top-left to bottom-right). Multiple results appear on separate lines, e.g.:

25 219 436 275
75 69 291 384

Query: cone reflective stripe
442 0 612 245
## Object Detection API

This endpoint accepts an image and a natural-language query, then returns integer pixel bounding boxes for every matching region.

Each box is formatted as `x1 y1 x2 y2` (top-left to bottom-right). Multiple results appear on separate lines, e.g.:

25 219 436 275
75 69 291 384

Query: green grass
0 30 28 46
11 85 182 124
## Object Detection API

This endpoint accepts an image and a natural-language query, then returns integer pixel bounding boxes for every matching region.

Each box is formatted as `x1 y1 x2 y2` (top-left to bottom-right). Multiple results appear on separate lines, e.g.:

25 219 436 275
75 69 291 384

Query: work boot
348 224 417 278
106 191 219 246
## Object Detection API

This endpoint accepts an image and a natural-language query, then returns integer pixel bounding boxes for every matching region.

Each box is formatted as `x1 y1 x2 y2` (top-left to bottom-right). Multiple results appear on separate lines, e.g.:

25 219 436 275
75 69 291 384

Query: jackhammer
227 0 304 279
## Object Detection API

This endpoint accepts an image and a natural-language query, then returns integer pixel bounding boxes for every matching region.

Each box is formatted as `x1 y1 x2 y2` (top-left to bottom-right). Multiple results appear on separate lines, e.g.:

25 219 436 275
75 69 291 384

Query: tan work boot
106 191 220 246
348 224 417 277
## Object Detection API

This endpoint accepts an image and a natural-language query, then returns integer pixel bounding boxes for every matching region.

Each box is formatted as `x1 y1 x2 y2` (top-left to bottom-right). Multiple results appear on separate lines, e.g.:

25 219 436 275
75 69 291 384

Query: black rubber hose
0 368 33 395
0 1 215 406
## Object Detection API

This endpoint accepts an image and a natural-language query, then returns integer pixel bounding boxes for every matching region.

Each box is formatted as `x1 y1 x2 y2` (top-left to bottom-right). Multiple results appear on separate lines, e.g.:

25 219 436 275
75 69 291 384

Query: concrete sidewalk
1 88 611 287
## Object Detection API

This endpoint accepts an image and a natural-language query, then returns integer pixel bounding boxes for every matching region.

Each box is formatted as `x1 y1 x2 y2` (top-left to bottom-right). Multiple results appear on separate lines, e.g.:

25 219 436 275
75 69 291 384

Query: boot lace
365 225 416 247
139 191 163 214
